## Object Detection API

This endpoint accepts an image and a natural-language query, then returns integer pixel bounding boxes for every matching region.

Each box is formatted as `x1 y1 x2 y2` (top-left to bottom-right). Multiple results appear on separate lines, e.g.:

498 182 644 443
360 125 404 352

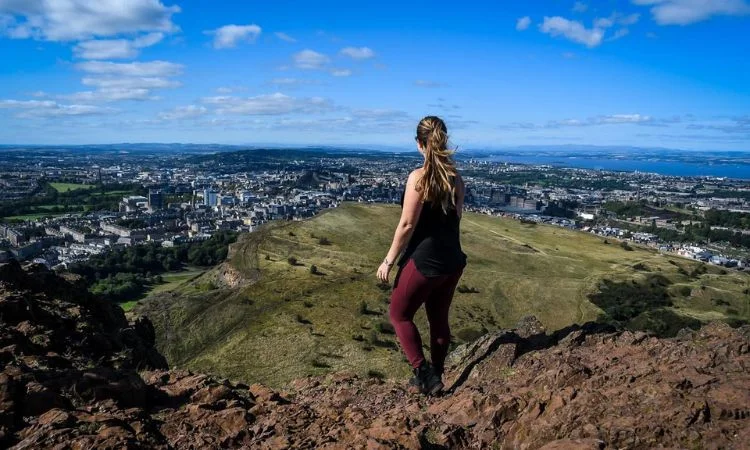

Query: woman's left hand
376 262 392 283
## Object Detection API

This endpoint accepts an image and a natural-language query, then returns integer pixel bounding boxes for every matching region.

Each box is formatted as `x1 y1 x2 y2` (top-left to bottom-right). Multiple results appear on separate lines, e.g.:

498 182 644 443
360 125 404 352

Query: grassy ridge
136 203 750 387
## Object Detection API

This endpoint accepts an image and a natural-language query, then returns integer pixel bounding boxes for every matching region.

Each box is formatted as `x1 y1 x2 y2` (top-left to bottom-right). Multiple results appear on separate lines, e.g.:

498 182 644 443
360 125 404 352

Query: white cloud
76 60 184 77
554 119 588 126
293 49 330 69
0 99 114 117
259 109 414 133
158 105 207 120
82 76 180 89
274 31 296 43
351 109 410 119
632 0 750 25
501 113 660 129
339 46 375 60
619 13 642 25
0 0 179 41
573 2 589 12
593 17 615 28
595 113 652 124
207 24 262 49
330 69 352 77
270 77 314 85
609 28 631 40
61 88 155 102
687 116 750 133
214 86 246 94
202 92 333 115
595 12 641 28
539 16 605 47
549 114 654 126
71 65 182 103
74 40 137 59
73 32 164 59
516 16 532 31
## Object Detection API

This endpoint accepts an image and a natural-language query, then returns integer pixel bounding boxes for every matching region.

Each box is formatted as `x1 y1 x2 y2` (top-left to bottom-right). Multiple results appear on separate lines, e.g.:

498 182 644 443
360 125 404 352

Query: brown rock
36 408 75 428
190 384 233 404
0 373 17 422
97 424 134 439
539 438 604 449
216 407 252 438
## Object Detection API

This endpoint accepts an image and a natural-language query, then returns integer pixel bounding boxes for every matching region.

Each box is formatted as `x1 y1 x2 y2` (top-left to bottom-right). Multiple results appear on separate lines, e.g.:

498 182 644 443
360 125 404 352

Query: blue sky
0 0 748 150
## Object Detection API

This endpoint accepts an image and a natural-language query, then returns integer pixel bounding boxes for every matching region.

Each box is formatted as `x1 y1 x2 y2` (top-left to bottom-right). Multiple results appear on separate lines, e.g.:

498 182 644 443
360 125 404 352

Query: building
119 195 148 213
203 189 219 207
59 225 90 243
148 189 164 211
12 241 42 260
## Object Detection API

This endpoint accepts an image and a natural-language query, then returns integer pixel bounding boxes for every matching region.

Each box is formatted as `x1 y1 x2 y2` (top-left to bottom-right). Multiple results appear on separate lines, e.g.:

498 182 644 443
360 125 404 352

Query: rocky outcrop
1 261 749 449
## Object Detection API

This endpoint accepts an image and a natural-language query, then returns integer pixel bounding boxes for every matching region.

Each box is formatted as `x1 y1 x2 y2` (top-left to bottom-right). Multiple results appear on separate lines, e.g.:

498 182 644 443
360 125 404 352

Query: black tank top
397 182 467 277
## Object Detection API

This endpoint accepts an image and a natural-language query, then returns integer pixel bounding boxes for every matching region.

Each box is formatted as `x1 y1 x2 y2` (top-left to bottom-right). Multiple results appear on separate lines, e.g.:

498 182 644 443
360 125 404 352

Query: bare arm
455 172 465 218
377 170 422 282
385 170 423 264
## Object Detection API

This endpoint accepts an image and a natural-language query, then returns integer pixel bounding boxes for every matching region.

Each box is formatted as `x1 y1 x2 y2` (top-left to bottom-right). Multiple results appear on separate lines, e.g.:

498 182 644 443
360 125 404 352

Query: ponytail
415 116 457 213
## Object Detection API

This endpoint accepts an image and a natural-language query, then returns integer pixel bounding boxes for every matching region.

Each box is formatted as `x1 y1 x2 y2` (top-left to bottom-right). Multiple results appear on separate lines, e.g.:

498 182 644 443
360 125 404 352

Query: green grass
136 203 750 387
4 212 72 221
118 268 205 312
49 182 96 193
120 300 139 312
150 269 206 294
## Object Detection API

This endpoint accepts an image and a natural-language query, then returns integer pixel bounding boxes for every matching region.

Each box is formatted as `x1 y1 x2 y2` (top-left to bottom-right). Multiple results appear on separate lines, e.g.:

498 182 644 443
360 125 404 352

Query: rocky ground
1 260 748 449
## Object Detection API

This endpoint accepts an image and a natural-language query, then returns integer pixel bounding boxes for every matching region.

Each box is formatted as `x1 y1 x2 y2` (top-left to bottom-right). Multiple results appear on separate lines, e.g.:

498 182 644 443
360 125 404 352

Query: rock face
1 261 749 449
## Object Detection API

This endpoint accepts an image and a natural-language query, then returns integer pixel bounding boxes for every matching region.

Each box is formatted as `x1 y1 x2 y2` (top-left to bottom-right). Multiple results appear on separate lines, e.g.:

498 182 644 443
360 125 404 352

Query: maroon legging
389 258 464 370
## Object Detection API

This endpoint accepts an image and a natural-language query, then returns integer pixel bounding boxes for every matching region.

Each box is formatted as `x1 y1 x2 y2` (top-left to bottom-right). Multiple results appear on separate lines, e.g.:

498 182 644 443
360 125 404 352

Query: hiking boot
407 376 422 394
413 361 443 396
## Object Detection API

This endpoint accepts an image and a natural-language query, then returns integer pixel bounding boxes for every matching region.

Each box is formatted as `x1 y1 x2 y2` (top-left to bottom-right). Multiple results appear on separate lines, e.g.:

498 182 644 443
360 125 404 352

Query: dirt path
463 219 549 256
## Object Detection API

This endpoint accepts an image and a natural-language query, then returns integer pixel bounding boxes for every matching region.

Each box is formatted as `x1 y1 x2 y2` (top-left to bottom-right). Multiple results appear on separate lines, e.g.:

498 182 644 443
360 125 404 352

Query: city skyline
0 0 749 150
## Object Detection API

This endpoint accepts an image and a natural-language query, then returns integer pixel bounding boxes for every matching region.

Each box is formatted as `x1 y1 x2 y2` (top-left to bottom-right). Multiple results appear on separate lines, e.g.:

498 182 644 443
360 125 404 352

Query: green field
120 269 205 312
4 212 72 221
49 182 96 193
136 203 750 387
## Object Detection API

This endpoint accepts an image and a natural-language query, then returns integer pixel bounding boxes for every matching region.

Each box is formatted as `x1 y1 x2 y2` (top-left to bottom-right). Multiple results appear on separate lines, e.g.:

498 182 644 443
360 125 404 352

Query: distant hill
135 203 750 387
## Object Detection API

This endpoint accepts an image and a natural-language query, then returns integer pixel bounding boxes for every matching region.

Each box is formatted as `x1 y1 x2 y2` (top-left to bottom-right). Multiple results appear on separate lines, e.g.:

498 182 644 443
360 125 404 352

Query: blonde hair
415 116 457 213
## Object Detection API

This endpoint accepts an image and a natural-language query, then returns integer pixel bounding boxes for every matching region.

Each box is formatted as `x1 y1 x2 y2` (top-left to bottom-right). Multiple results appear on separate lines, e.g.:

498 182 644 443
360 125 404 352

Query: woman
377 116 467 396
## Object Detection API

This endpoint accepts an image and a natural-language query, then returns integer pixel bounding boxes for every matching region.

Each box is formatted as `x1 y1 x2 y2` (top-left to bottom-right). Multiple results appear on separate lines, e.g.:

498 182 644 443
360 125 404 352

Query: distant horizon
0 1 748 150
0 142 748 154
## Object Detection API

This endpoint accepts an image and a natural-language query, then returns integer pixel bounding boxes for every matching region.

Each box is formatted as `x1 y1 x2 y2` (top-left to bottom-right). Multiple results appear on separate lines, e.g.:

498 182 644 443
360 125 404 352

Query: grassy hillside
136 203 750 387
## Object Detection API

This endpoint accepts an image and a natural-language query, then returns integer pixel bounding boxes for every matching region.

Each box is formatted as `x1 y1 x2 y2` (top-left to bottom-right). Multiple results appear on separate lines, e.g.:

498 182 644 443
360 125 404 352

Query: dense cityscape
1 146 749 272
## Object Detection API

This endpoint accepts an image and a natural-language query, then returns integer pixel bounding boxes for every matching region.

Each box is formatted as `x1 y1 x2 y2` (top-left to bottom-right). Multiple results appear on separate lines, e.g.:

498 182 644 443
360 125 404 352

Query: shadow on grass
587 274 703 337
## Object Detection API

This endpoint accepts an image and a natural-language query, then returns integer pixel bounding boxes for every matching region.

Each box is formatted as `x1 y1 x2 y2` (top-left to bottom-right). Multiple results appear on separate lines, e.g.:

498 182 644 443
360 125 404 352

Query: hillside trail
267 234 356 258
463 218 550 256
